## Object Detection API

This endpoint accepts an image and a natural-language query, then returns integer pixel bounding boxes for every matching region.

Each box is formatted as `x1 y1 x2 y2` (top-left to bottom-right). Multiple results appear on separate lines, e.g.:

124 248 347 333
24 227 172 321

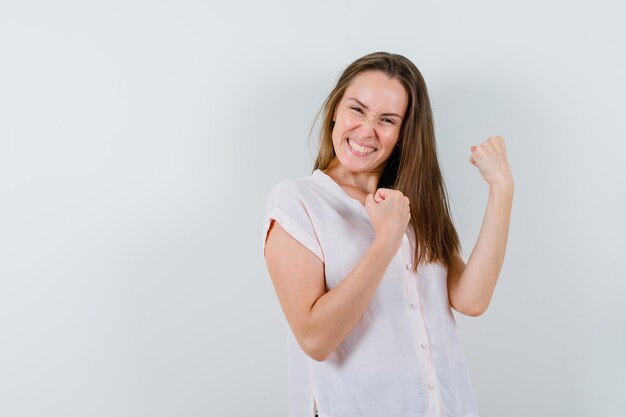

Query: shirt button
420 343 428 349
410 303 417 309
428 383 435 390
405 263 412 270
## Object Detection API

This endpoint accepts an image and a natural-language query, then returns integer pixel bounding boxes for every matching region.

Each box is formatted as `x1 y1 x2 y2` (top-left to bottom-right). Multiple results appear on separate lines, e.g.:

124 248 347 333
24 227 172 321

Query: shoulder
263 173 326 261
267 173 319 203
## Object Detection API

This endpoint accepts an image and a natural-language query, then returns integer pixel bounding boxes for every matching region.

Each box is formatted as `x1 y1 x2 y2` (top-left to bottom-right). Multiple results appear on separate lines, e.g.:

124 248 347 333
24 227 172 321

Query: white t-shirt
262 168 479 417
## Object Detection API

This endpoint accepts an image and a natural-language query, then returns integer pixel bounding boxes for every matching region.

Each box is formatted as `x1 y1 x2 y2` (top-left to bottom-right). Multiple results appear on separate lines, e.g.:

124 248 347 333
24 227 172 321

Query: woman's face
331 70 408 174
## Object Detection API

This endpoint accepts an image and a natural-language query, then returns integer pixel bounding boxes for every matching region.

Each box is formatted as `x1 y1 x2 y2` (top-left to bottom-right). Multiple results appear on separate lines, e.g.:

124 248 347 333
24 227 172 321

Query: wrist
488 177 514 195
372 236 402 257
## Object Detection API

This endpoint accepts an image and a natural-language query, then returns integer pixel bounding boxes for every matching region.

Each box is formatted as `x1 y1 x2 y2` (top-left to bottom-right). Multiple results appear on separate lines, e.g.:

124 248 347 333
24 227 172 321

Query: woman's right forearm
303 238 399 361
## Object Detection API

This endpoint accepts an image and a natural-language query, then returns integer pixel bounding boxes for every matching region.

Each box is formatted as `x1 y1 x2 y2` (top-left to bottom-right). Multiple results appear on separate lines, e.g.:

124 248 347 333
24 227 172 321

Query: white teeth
348 139 375 155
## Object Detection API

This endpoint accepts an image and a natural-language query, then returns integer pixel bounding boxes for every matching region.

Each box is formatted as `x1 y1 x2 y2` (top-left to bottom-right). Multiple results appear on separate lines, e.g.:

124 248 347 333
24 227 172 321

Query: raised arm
447 136 514 316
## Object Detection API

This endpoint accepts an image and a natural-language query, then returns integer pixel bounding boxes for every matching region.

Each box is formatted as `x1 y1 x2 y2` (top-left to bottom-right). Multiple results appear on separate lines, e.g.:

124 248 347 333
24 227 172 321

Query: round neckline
312 169 367 210
312 168 413 247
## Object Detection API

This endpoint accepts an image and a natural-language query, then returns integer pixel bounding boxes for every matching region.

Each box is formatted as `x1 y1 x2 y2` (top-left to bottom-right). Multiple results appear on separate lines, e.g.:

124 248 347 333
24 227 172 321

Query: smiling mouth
347 138 377 155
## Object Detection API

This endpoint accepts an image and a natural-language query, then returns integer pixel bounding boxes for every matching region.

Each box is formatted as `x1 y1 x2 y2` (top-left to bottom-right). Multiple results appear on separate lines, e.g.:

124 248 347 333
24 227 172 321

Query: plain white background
1 0 624 416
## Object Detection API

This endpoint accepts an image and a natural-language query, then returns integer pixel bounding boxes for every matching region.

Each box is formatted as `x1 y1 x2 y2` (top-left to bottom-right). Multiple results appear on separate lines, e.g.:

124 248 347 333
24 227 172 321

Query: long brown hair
311 51 461 271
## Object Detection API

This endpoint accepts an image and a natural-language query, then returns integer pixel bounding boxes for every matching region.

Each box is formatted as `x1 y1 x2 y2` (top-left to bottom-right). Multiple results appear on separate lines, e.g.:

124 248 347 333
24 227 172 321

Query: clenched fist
469 136 514 187
365 188 411 252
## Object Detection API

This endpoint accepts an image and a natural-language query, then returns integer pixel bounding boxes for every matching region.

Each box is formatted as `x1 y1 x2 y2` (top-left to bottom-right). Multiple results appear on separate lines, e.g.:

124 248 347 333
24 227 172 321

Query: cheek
384 133 399 154
340 111 358 128
332 116 354 141
331 125 344 145
381 131 400 148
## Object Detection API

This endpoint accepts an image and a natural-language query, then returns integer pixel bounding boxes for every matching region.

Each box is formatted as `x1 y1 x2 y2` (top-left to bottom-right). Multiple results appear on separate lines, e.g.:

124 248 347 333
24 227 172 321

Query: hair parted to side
310 51 461 270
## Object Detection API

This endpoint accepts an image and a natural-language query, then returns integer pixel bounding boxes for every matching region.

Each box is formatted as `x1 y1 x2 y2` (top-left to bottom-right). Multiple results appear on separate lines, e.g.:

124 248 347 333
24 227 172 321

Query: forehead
342 70 408 114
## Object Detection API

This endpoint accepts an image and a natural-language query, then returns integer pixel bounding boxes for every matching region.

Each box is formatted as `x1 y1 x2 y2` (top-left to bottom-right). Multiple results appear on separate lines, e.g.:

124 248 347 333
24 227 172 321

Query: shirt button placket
403 260 442 414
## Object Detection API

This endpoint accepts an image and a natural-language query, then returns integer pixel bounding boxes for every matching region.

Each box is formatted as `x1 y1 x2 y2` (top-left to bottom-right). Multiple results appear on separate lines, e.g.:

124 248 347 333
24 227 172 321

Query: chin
338 159 375 173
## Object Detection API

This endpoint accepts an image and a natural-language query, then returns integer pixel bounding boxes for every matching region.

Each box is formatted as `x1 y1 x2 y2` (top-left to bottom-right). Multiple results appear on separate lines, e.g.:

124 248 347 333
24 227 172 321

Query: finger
375 188 391 201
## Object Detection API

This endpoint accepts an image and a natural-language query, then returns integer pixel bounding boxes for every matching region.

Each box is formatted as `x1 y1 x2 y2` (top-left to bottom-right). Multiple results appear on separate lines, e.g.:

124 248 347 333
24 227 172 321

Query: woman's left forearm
457 180 514 314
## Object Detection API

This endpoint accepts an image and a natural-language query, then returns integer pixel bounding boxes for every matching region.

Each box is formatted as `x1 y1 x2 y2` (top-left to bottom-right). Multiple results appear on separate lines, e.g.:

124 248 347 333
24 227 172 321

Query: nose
356 115 376 137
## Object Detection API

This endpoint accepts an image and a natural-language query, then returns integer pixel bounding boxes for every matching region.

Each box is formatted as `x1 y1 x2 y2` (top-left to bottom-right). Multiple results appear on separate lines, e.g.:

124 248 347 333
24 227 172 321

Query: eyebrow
347 98 403 119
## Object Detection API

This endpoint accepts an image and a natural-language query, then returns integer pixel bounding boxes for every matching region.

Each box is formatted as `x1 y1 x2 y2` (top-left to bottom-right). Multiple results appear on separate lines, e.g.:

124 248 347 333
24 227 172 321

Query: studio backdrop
0 1 624 416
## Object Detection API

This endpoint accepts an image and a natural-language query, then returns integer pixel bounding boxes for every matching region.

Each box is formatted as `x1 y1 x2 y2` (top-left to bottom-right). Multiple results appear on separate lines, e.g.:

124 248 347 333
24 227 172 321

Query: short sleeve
262 181 324 263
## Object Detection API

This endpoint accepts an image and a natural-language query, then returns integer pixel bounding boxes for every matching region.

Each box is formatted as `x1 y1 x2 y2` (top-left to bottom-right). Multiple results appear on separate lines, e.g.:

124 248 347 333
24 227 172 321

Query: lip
346 138 376 157
347 137 377 151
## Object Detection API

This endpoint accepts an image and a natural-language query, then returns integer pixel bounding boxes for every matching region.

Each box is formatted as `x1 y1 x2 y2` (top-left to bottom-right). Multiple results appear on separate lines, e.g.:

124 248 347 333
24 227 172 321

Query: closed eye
350 106 364 113
382 118 396 125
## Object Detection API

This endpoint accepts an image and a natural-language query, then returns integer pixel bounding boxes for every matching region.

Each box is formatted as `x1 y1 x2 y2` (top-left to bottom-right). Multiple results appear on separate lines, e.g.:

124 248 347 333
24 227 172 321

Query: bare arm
447 181 514 316
447 136 514 316
265 187 409 361
264 219 398 361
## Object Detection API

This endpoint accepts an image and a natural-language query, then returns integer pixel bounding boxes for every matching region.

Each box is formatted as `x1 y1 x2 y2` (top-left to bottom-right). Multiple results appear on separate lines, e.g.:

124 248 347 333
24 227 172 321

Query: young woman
262 51 514 417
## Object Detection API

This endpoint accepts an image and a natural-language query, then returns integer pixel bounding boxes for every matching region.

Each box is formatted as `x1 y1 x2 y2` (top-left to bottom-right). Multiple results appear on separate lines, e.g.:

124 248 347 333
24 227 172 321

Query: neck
324 159 382 195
